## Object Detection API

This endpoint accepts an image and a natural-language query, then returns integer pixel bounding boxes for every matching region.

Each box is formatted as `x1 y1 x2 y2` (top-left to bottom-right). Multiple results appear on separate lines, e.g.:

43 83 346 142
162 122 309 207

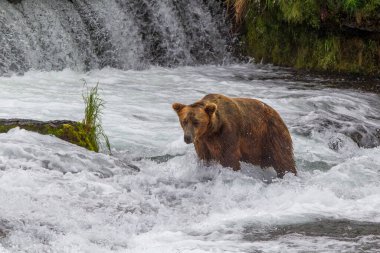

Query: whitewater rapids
0 65 379 252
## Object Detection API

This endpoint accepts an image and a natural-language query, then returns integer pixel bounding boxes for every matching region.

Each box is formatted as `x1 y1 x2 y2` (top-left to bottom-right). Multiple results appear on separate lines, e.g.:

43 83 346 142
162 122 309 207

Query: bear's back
201 94 270 127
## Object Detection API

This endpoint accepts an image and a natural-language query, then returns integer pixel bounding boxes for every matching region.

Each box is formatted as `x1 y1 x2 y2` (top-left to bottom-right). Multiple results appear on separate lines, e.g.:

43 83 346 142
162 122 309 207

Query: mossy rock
0 119 99 152
239 0 380 76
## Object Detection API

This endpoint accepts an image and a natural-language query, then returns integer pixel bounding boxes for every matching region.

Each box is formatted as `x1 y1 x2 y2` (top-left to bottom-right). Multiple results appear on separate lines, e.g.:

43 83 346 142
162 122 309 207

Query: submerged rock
0 119 98 152
7 0 22 4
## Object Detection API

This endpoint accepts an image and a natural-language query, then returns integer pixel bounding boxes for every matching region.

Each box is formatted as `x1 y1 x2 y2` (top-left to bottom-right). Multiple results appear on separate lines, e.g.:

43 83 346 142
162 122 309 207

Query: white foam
0 65 379 252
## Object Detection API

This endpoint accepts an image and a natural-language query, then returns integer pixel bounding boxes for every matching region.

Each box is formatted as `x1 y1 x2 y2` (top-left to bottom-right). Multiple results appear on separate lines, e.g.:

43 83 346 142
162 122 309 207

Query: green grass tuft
82 80 111 154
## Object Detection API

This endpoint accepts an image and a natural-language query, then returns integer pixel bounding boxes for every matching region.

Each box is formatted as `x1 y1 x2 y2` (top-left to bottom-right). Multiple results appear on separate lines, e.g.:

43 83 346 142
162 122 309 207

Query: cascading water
0 0 230 76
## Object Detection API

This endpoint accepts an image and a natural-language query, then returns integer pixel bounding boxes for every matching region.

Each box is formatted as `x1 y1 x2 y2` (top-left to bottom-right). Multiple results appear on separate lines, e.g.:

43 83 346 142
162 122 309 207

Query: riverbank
230 0 380 76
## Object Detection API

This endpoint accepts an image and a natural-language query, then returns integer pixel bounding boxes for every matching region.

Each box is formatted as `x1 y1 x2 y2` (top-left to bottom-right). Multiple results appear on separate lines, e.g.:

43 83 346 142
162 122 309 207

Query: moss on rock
0 119 99 152
244 17 380 75
233 0 380 76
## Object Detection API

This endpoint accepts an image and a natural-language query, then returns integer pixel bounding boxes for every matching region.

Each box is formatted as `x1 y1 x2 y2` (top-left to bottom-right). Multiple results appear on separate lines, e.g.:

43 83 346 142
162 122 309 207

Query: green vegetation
0 120 99 151
82 81 111 154
228 0 380 75
0 82 111 153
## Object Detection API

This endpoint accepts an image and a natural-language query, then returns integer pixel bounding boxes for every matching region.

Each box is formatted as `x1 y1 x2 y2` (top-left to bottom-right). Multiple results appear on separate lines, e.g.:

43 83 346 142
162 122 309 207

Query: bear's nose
184 135 192 144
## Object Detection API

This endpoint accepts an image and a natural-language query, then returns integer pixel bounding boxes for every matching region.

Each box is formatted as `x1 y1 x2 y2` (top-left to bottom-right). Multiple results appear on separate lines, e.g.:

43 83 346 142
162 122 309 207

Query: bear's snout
184 135 193 144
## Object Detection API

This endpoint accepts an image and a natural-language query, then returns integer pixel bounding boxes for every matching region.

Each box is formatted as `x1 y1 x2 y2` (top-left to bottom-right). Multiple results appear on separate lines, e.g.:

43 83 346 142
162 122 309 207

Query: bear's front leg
194 140 212 164
220 148 241 171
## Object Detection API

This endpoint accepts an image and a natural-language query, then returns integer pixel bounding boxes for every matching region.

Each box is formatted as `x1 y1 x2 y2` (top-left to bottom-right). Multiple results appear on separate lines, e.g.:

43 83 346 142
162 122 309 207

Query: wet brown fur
172 94 297 178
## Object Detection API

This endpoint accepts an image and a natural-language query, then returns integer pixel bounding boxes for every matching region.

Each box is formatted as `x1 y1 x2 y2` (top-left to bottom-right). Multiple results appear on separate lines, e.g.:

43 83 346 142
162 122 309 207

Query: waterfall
0 0 231 75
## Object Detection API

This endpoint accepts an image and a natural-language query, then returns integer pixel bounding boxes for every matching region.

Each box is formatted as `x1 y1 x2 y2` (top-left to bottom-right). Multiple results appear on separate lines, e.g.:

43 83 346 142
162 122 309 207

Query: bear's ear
172 103 185 113
204 103 217 116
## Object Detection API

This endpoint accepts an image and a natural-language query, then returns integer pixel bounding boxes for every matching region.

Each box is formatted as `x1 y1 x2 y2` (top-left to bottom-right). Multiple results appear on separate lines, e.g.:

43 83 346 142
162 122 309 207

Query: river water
0 64 379 252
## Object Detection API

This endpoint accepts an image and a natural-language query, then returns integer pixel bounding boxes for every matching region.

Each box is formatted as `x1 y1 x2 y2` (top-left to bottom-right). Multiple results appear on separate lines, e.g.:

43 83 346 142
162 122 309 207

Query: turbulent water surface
0 64 379 252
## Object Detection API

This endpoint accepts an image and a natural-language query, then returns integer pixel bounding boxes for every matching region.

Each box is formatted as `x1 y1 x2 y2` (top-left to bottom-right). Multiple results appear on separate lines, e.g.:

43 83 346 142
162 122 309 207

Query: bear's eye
193 120 199 127
183 119 188 125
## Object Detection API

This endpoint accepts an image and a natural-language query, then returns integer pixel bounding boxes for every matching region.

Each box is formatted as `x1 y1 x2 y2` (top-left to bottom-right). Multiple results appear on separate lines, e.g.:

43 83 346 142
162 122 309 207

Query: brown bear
172 94 297 178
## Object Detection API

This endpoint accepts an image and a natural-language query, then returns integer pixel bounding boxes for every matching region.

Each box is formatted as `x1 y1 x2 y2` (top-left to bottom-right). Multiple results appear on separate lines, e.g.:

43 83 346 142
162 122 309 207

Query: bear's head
172 102 217 144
